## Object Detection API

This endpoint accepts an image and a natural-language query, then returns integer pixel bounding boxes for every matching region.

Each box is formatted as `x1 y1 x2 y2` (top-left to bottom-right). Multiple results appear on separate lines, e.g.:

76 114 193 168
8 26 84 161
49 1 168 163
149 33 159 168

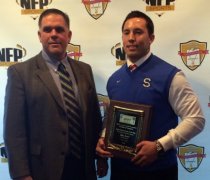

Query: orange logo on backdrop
66 43 82 61
178 40 208 71
82 0 111 20
177 144 206 173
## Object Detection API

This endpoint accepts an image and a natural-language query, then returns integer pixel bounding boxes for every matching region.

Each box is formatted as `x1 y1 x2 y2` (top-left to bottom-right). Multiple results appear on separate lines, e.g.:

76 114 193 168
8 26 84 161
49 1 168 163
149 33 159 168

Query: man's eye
42 27 65 33
123 30 130 35
43 27 52 33
134 30 143 35
55 27 64 33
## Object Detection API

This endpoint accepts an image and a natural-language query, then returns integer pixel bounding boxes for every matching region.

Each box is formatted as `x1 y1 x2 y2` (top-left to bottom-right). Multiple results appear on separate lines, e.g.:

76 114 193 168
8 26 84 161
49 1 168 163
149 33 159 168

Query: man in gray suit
3 8 105 180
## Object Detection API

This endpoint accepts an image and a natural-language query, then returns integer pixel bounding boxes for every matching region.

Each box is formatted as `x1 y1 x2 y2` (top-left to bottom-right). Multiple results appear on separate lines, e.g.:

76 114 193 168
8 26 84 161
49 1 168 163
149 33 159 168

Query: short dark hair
121 11 154 35
38 8 70 28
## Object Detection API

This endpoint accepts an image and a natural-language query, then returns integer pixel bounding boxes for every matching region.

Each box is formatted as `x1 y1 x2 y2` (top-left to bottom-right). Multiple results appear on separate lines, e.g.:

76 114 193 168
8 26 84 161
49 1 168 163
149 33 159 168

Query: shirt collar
42 50 68 67
127 51 152 68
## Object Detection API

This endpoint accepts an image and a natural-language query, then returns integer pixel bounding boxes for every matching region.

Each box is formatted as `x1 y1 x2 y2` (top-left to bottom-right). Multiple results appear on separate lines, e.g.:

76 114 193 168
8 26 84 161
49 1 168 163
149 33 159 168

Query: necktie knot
129 64 137 72
58 62 64 70
58 63 68 75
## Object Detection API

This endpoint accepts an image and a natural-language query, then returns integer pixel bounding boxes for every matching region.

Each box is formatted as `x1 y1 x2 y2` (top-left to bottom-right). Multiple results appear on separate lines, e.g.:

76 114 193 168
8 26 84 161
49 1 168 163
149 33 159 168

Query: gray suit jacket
3 53 102 180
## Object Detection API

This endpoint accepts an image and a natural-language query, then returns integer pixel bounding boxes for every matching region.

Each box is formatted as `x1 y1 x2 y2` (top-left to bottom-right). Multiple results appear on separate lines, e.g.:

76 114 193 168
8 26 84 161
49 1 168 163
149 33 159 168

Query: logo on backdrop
111 42 126 66
0 143 8 163
16 0 53 20
143 0 176 17
97 94 109 119
178 40 208 71
82 0 111 20
177 144 206 173
67 43 82 61
0 44 27 67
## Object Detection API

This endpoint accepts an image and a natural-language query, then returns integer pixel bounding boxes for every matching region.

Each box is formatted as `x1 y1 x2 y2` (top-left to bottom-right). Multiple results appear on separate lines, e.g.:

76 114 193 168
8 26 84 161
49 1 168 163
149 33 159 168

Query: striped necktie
57 63 82 159
129 64 137 72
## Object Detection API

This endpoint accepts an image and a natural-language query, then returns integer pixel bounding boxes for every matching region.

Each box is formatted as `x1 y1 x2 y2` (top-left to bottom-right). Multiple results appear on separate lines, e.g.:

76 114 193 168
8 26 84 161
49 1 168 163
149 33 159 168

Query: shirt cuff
158 134 174 151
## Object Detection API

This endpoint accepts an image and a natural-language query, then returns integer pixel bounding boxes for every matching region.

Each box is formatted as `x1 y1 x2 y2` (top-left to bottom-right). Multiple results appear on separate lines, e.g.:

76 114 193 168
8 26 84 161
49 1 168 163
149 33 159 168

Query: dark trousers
110 164 178 180
61 155 85 180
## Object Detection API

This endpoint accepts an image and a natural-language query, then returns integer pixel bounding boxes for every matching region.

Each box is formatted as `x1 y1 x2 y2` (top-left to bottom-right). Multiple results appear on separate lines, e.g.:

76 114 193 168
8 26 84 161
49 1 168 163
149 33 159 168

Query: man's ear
68 30 72 42
150 34 155 44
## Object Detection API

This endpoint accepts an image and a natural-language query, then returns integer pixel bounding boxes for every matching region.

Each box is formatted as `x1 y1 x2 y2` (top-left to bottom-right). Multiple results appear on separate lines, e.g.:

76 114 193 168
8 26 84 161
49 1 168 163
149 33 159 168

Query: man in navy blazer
3 8 103 180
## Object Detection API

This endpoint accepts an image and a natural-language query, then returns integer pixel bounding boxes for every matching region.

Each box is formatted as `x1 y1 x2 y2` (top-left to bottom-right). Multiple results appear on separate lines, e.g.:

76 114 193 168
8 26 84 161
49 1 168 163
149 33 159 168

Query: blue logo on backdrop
0 44 27 67
111 42 126 66
143 0 176 17
0 143 7 163
16 0 53 20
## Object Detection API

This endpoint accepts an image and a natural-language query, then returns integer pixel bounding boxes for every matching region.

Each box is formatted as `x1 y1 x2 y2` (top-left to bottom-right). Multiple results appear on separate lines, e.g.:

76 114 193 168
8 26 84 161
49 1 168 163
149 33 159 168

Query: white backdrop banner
0 0 209 179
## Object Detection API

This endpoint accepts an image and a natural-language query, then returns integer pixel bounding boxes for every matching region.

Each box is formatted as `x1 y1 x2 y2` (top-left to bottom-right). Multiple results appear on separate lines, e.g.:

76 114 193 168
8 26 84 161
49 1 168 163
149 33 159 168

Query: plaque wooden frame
104 100 152 159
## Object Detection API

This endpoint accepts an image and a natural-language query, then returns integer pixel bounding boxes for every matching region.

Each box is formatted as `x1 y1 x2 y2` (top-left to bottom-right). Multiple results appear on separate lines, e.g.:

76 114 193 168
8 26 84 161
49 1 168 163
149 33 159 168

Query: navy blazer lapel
34 54 64 110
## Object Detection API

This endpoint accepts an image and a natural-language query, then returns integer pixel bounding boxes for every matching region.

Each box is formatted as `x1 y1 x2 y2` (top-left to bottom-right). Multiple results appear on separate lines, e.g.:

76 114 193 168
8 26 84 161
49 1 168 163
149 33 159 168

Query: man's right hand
96 138 113 158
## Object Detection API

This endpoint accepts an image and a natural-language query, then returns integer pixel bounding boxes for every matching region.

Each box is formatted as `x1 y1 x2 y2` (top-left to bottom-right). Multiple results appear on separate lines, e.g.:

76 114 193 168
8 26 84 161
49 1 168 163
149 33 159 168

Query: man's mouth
127 45 138 50
49 42 61 45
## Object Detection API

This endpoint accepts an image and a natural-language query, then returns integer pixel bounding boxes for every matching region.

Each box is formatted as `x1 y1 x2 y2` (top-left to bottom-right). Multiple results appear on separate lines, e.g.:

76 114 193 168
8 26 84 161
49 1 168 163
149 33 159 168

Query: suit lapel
34 54 64 110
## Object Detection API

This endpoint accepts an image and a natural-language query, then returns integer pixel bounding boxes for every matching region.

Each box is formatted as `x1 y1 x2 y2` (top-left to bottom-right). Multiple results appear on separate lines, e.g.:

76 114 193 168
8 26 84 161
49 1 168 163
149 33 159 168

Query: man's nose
51 29 58 36
128 33 135 41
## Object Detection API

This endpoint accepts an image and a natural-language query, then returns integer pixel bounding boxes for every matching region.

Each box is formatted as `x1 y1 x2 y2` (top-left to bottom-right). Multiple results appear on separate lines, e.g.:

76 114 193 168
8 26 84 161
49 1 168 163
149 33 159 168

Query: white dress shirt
128 52 205 151
102 52 205 152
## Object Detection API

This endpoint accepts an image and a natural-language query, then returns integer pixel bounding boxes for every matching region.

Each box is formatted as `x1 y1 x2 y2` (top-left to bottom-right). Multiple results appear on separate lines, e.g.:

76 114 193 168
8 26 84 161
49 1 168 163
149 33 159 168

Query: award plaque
104 100 152 159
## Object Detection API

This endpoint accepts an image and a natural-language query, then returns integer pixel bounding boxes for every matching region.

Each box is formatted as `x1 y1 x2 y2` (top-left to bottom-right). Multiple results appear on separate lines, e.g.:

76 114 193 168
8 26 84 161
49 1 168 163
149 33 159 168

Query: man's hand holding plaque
103 100 152 159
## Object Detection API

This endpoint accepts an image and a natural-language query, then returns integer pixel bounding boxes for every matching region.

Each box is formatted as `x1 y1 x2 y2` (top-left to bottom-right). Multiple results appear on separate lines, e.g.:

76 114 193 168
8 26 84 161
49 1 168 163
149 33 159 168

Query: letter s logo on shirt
143 78 151 87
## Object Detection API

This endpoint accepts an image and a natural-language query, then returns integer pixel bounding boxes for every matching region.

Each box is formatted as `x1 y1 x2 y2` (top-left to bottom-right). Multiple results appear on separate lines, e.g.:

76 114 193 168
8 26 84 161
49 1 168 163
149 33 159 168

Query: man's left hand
131 140 158 166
